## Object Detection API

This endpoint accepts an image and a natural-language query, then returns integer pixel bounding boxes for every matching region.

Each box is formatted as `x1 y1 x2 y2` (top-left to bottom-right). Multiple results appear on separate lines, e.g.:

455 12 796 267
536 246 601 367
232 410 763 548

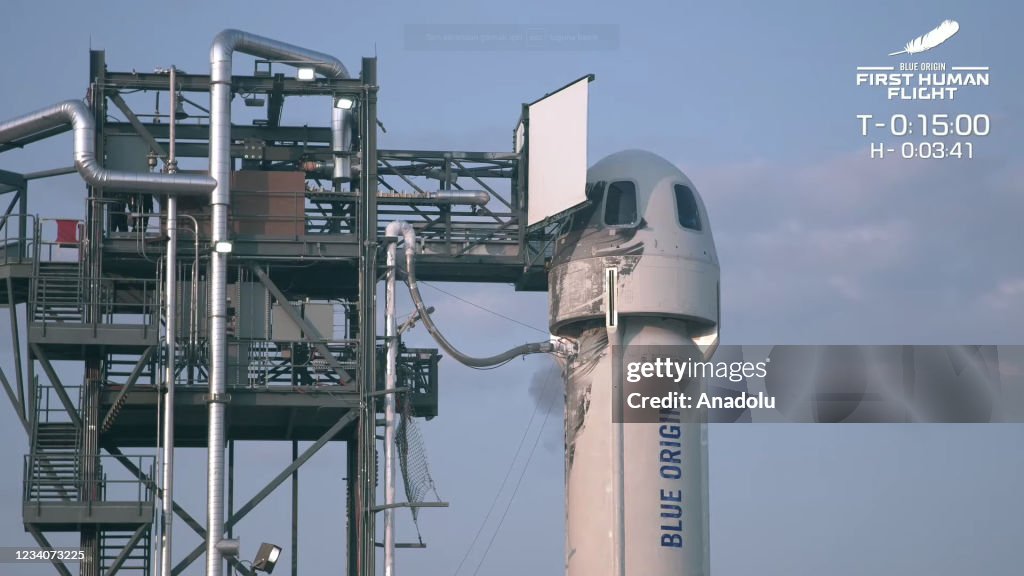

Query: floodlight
174 95 189 120
334 96 354 110
296 67 316 81
213 241 233 254
252 543 282 574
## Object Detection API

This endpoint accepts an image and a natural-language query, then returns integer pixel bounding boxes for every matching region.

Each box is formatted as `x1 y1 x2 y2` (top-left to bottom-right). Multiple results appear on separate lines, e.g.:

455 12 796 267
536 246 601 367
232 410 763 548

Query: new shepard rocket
549 150 719 576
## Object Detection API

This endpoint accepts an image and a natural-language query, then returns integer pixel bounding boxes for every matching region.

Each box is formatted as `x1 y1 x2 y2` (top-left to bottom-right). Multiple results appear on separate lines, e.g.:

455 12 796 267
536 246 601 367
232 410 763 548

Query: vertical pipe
17 184 26 260
331 106 352 186
208 42 231 576
383 236 398 576
227 439 234 576
160 65 178 576
357 57 379 576
346 442 358 576
292 440 299 576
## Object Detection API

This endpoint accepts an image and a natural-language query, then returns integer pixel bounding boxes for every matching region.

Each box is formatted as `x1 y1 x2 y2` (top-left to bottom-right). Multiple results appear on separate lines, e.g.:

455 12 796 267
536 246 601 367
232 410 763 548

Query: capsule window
603 181 637 227
674 184 702 231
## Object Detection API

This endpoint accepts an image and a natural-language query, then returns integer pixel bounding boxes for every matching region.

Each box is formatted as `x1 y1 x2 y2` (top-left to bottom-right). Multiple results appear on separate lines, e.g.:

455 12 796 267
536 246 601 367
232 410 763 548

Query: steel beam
0 168 25 189
107 92 168 161
9 278 26 415
0 364 28 434
172 411 356 576
24 166 77 180
104 444 208 537
26 525 73 576
249 264 354 387
104 72 365 95
30 343 82 429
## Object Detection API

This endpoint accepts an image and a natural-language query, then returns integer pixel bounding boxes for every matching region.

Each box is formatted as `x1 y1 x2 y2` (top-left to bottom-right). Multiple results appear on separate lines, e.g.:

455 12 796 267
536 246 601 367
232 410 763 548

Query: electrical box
271 301 335 341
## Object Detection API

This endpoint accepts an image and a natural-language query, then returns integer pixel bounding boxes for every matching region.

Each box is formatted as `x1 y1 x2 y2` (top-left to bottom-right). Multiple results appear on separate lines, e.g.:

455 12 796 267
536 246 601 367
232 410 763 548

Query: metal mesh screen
396 395 441 538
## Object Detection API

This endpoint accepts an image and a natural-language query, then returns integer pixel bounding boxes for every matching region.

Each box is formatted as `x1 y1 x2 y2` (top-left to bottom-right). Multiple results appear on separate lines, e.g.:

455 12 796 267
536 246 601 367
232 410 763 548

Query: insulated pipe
419 190 490 205
332 106 353 184
388 220 554 367
0 100 216 194
208 30 351 576
160 66 179 576
383 223 402 576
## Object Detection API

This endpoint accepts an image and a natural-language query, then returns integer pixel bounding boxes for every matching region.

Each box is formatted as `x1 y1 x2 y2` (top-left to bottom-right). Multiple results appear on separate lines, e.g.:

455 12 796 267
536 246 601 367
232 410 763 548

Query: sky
1 0 1023 575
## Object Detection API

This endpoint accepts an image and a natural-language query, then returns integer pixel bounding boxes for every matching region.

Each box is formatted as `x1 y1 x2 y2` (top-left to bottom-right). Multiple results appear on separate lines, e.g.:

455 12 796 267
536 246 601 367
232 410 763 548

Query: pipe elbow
384 220 416 249
211 29 242 62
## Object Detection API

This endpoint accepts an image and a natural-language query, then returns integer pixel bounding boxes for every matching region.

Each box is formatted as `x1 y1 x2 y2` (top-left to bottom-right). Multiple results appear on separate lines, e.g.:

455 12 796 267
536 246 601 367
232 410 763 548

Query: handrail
23 453 155 505
0 213 36 265
29 274 159 327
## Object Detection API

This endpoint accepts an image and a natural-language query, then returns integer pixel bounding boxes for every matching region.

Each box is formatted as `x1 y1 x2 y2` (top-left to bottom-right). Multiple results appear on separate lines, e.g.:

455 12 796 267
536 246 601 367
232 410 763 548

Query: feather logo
889 20 960 56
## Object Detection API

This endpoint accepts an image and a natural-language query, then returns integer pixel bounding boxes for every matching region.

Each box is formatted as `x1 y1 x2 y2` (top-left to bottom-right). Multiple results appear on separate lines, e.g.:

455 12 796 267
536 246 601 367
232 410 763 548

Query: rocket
548 150 720 576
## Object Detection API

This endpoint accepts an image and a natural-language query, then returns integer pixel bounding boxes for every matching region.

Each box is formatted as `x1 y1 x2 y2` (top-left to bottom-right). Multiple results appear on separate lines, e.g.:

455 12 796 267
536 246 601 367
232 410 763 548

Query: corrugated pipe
386 220 554 367
0 100 216 194
208 29 351 576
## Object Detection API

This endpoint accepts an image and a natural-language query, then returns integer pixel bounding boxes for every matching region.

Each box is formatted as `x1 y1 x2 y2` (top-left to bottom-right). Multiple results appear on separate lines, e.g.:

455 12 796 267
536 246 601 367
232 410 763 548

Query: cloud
982 278 1024 311
685 149 1024 343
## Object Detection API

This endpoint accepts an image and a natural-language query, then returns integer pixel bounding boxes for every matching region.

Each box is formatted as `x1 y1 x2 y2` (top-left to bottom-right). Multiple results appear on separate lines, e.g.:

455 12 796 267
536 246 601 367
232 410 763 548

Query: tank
550 150 719 576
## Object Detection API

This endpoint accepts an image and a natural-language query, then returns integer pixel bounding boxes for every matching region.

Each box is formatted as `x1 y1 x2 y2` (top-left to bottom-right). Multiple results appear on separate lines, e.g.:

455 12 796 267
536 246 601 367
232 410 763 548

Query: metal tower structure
0 32 561 576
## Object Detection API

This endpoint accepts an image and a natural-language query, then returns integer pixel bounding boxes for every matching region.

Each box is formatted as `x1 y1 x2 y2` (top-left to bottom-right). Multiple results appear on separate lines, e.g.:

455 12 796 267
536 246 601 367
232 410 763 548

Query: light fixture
252 543 282 574
334 96 354 110
174 94 189 120
214 241 233 254
296 67 316 81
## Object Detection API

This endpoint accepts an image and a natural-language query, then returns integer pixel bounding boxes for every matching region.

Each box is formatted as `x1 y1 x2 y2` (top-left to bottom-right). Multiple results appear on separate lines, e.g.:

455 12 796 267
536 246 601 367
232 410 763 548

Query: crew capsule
549 149 720 346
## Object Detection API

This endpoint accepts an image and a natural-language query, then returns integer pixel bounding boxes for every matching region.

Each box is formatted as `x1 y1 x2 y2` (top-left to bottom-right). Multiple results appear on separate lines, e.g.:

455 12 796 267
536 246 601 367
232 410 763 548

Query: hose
385 221 554 368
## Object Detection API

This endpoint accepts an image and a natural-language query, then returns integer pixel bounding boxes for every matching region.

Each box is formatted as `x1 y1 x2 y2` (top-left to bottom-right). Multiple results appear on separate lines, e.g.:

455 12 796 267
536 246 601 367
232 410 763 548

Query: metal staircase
27 422 81 502
100 529 152 575
32 261 84 323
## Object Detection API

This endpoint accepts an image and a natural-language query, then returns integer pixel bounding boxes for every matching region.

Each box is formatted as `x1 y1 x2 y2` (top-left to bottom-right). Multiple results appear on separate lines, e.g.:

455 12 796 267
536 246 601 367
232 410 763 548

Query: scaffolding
0 38 559 576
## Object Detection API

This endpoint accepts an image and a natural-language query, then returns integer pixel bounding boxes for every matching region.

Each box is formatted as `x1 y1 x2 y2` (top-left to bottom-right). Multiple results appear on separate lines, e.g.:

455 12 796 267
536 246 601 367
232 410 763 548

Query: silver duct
0 100 216 194
383 221 407 576
208 29 351 576
417 190 490 205
160 66 179 576
332 106 353 184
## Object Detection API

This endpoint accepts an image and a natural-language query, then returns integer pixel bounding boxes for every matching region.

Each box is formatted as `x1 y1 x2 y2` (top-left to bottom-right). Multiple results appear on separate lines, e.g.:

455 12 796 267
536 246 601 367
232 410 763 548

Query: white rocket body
548 150 719 576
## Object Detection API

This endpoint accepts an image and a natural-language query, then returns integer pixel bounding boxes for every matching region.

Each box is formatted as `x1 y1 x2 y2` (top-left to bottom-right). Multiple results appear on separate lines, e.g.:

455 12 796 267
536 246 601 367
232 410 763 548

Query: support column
356 57 379 576
292 440 298 576
81 359 101 576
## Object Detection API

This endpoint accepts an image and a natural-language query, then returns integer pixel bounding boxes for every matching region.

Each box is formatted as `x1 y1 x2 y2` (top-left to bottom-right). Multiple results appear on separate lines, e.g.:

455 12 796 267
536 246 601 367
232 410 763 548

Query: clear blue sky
1 1 1022 575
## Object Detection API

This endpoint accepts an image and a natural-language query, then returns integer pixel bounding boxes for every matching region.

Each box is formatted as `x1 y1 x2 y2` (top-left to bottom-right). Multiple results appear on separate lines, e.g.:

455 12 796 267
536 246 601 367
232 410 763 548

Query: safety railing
30 274 158 334
228 339 359 388
35 217 86 263
33 382 83 426
23 453 155 510
0 213 37 265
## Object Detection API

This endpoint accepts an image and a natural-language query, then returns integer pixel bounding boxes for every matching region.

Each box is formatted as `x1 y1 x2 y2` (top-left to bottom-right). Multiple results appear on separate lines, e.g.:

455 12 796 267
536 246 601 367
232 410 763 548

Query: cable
419 281 549 336
469 366 561 576
451 364 556 576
